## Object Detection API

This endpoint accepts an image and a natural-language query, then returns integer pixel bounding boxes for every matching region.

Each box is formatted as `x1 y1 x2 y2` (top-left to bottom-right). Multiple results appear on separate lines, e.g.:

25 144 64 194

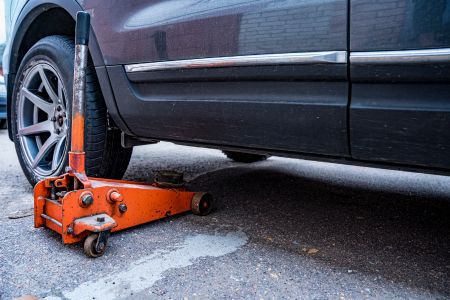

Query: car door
350 0 450 169
83 0 350 157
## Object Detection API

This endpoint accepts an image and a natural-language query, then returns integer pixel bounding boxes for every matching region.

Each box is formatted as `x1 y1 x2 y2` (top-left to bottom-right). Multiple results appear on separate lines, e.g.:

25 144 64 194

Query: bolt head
81 194 94 206
118 203 127 213
56 106 62 111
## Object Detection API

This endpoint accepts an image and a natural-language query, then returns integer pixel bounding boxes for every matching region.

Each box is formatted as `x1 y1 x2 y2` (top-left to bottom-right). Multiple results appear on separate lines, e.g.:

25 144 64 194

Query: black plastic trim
134 135 450 177
351 62 450 83
350 83 450 169
108 65 350 157
95 66 133 135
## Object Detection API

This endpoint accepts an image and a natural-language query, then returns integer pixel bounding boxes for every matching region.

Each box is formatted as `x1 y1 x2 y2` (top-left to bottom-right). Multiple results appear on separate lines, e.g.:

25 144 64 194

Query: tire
222 150 269 163
11 35 132 186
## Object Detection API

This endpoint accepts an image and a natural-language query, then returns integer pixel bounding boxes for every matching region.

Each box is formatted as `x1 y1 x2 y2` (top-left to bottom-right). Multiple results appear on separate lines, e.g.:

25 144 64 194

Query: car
0 42 6 129
0 74 6 129
3 0 450 186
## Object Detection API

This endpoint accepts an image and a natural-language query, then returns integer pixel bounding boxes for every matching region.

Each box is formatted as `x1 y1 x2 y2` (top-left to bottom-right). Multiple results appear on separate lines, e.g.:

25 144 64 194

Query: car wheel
11 35 132 186
222 150 269 163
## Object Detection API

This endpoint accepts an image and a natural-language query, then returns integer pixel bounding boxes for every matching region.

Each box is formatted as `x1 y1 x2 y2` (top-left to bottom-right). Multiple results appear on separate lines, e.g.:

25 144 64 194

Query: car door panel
83 0 348 65
350 0 450 169
83 0 350 156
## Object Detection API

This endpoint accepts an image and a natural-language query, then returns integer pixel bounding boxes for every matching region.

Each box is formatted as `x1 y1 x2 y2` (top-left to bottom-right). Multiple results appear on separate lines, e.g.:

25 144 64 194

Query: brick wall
351 0 408 49
238 1 347 54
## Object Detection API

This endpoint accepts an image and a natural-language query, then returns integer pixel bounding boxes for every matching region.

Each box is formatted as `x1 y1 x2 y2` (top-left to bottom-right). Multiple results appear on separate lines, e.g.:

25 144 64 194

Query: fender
4 0 105 140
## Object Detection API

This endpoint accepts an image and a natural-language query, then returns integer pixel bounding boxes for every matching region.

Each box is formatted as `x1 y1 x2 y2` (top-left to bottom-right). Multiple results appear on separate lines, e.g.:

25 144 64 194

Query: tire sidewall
11 36 75 186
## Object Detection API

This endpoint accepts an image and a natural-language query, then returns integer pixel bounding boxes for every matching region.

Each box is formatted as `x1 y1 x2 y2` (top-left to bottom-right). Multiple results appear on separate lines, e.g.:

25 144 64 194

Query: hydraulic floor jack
34 12 213 257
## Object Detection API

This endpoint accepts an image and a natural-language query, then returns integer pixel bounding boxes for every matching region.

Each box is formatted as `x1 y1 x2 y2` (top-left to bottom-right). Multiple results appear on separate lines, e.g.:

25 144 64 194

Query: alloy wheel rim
17 62 69 177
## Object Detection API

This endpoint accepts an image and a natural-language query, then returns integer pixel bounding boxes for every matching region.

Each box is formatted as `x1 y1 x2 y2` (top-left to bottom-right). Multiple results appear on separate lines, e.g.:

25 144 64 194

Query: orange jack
33 12 213 257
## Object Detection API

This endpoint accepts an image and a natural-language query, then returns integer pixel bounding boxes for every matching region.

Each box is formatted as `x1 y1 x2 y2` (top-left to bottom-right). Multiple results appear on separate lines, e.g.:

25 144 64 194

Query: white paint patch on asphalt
60 231 247 300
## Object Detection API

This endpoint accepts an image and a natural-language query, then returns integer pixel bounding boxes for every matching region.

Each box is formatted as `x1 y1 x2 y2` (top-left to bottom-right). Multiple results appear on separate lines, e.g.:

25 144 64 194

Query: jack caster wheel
191 192 214 216
84 233 108 258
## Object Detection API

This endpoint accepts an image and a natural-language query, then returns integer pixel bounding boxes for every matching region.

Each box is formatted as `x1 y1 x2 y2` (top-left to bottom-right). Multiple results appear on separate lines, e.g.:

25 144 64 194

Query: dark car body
4 0 450 172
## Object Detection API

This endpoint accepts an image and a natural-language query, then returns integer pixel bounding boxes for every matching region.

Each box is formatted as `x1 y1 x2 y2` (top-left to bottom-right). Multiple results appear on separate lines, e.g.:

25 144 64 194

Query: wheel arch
5 0 105 140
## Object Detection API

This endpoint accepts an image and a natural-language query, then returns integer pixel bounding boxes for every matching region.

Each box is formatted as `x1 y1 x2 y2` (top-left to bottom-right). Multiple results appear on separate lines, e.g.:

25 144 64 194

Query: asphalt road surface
0 129 449 299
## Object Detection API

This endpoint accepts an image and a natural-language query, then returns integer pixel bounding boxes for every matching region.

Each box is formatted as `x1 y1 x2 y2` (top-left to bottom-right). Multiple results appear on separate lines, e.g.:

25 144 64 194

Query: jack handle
69 12 90 174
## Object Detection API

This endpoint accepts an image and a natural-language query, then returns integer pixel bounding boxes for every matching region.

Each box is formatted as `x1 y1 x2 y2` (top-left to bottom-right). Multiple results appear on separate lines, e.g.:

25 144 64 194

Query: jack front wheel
84 233 107 258
191 192 214 216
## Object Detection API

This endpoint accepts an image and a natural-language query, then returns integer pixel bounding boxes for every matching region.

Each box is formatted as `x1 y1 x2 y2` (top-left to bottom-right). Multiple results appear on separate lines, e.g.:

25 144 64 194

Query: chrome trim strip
351 48 450 64
125 51 347 73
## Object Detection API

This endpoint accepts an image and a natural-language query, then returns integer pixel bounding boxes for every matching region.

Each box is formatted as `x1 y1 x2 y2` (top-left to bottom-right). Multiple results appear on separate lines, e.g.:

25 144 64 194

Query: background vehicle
3 0 450 186
0 46 6 129
0 0 6 129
